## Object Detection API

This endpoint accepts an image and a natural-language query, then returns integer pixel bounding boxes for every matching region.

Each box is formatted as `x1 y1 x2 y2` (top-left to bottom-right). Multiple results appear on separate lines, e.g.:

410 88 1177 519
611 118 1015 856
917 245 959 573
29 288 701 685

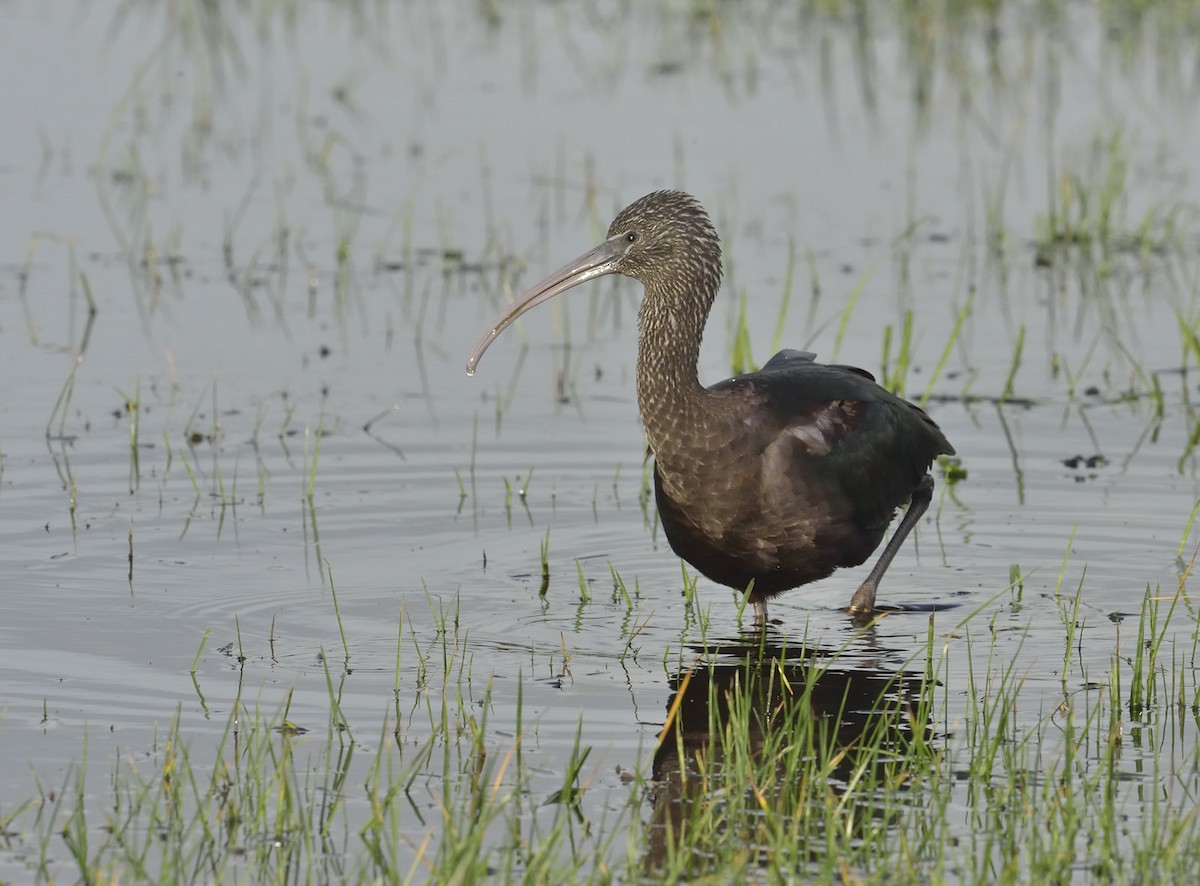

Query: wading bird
467 191 954 622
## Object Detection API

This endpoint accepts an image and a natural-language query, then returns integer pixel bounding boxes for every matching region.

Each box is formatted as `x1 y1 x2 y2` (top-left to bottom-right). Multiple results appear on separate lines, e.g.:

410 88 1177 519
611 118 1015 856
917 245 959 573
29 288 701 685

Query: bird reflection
645 628 934 876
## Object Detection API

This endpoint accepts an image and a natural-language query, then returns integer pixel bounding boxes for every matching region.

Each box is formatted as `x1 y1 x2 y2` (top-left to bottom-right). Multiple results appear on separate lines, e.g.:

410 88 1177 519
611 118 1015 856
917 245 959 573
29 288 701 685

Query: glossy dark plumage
468 190 954 621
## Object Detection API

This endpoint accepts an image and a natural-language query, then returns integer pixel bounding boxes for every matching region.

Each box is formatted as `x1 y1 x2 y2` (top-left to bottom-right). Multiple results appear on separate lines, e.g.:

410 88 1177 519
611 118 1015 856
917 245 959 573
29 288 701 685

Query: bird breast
653 424 836 562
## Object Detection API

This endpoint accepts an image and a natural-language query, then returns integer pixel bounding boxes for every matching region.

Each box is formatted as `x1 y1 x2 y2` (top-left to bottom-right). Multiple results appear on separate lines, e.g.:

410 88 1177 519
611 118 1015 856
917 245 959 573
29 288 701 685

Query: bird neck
635 283 716 458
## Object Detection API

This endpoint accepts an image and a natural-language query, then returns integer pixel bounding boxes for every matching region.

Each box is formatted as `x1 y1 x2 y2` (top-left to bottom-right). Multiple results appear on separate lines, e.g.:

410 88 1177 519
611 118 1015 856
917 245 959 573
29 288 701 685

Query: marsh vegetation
2 0 1199 881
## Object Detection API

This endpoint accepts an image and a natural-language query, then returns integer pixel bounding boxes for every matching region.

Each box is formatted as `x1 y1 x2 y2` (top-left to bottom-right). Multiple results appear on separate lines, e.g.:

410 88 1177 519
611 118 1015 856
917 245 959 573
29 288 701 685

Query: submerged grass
6 588 1200 882
9 0 1200 883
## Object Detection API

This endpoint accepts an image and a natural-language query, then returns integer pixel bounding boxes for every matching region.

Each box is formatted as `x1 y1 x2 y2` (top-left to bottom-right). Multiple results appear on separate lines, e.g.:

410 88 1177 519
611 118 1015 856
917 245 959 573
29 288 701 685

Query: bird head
467 190 722 374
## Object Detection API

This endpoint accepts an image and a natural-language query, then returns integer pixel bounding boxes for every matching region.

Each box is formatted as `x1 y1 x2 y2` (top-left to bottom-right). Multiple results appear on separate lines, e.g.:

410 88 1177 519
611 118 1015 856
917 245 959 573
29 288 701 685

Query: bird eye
625 231 638 243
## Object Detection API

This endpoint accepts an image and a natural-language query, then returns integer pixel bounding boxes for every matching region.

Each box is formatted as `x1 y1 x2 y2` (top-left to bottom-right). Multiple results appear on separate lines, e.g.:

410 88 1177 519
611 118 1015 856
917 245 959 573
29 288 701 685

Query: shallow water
2 0 1199 879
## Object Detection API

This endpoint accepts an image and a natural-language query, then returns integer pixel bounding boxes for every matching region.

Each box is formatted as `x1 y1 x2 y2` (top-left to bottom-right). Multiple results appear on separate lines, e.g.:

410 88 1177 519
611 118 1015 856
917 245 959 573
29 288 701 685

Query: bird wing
759 349 877 385
710 354 952 523
760 349 817 369
711 354 884 455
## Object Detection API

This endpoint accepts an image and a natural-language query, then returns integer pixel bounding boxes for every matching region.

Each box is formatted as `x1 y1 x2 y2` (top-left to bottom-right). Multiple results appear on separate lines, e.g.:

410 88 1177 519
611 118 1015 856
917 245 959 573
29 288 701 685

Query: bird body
468 191 954 620
650 351 948 601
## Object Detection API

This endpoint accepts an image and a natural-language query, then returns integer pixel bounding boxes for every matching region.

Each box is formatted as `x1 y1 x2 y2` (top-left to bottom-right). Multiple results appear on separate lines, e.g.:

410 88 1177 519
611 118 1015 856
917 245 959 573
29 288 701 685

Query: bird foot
848 580 877 614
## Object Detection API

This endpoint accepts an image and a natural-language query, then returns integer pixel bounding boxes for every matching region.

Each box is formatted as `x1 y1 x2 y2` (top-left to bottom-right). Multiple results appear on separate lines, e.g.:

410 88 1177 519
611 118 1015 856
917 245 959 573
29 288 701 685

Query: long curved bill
466 238 621 375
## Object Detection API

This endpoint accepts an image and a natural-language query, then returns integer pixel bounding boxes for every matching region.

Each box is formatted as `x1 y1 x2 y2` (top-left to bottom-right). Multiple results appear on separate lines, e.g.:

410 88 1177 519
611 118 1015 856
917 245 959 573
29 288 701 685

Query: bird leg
848 473 935 614
752 596 770 626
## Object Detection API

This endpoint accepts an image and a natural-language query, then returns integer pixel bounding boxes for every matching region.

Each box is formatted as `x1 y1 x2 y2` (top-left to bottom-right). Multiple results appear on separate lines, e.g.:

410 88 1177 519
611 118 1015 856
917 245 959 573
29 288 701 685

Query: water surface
1 1 1199 878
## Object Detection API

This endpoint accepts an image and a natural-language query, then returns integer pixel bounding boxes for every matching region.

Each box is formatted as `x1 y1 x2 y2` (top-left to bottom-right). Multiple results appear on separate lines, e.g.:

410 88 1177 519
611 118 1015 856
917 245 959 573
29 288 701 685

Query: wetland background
2 0 1200 881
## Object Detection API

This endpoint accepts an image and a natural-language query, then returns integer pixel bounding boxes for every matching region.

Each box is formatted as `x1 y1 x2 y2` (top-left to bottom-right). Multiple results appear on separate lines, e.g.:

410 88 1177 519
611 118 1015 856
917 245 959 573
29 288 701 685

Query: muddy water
1 1 1198 877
